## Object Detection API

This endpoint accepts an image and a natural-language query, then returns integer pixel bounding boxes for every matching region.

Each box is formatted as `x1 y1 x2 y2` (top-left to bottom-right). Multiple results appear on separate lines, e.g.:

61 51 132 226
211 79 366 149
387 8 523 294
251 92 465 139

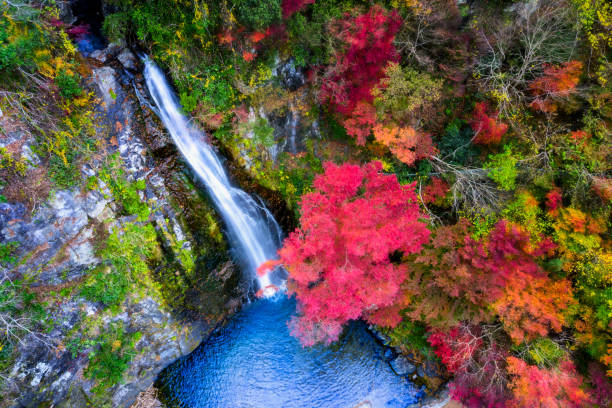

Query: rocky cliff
0 44 246 408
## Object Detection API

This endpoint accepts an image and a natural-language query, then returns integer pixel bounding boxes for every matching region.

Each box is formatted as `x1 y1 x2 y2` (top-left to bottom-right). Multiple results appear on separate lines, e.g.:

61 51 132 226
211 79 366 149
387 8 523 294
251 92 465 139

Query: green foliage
48 152 80 188
437 119 480 165
382 320 434 358
85 322 141 394
101 11 130 43
81 223 159 308
0 278 45 345
251 117 275 148
0 147 27 176
80 266 130 308
503 192 553 239
461 211 498 240
373 62 443 123
55 69 82 99
484 145 520 191
0 5 44 73
0 242 19 266
234 0 281 30
515 337 566 368
179 91 200 113
98 155 150 221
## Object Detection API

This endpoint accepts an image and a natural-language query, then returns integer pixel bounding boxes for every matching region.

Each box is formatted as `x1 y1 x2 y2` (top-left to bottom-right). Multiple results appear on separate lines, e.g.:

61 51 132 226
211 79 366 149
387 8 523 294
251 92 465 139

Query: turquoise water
157 295 424 408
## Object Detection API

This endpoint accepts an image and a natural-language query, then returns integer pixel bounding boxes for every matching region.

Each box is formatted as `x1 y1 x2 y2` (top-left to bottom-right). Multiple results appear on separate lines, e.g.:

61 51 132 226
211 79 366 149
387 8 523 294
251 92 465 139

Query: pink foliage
277 161 430 345
66 24 90 40
342 102 377 145
429 325 510 408
588 363 612 407
458 221 555 302
546 188 563 215
282 0 317 18
319 6 401 118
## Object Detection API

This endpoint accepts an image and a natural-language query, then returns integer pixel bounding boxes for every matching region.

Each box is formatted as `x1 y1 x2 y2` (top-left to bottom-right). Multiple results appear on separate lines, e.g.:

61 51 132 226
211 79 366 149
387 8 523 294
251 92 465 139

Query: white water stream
143 57 282 295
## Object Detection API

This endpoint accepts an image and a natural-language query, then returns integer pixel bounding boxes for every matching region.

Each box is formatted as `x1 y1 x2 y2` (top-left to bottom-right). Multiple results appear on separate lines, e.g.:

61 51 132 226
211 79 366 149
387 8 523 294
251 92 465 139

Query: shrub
80 266 130 308
484 146 520 191
373 62 443 124
99 155 150 221
85 322 141 393
81 223 159 308
55 69 82 99
234 0 282 30
0 242 19 266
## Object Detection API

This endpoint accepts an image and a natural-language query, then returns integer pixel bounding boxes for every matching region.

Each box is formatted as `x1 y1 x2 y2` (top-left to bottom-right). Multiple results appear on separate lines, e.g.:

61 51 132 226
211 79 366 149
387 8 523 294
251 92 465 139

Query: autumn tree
529 61 583 112
342 101 377 145
372 124 436 166
372 62 444 125
428 323 511 407
269 161 430 345
469 102 509 145
506 356 592 407
474 0 577 115
494 276 573 343
319 5 401 141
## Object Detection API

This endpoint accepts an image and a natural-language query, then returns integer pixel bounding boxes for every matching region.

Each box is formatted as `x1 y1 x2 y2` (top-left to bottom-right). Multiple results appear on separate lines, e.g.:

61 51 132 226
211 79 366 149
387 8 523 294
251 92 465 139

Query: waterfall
143 57 282 296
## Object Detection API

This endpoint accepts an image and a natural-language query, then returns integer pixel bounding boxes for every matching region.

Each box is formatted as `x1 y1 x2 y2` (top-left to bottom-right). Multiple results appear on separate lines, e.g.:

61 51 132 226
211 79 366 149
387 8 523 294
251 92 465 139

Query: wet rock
117 48 138 71
369 326 392 344
93 66 120 107
383 347 395 362
57 0 76 25
66 228 97 268
408 385 451 408
0 202 26 231
83 190 110 220
390 355 417 376
142 109 174 155
90 42 123 64
2 47 244 408
276 58 305 91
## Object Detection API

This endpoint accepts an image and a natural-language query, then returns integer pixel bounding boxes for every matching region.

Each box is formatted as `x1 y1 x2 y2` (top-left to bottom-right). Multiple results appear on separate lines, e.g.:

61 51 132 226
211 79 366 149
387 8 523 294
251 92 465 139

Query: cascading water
143 56 424 408
143 57 281 295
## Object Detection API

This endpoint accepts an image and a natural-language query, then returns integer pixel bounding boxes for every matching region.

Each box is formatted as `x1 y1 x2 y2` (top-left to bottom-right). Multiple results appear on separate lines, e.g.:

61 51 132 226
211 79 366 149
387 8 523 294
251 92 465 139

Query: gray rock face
117 48 138 71
93 66 120 107
275 58 305 91
2 61 233 408
57 0 76 25
1 189 109 285
390 355 417 376
90 42 123 64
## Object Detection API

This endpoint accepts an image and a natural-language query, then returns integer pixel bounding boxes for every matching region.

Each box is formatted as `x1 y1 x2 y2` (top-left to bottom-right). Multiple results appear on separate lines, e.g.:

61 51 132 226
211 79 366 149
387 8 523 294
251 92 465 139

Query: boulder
390 355 417 376
90 42 123 64
93 66 120 107
117 48 138 71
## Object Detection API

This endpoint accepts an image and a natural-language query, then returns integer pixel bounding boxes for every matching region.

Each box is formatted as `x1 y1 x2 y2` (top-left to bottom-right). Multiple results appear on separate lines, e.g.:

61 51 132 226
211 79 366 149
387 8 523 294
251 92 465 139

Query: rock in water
390 355 417 376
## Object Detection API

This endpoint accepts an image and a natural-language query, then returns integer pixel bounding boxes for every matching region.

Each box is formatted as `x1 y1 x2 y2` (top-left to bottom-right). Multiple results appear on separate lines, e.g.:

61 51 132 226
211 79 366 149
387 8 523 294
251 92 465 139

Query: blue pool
157 295 424 408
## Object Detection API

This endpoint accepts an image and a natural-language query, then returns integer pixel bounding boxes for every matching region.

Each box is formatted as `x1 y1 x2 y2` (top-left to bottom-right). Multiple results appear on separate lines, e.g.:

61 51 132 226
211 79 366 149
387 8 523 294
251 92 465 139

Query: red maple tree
429 324 511 408
469 102 509 145
319 6 401 132
506 357 592 408
529 61 583 113
272 161 430 345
